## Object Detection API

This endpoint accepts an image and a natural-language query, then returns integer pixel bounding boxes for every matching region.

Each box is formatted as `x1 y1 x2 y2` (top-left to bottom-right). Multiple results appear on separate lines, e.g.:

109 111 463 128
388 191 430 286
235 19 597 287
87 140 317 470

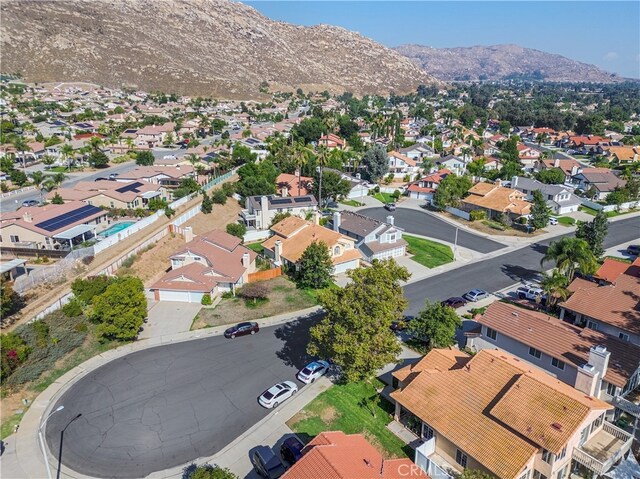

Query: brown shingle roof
391 349 611 479
476 302 640 388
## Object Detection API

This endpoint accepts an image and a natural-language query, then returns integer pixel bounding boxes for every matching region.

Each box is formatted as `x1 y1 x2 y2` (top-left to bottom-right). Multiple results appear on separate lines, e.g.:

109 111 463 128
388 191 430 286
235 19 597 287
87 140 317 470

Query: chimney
355 172 361 180
313 210 321 225
242 252 250 268
495 179 502 187
554 158 560 167
274 240 282 263
588 345 610 384
260 195 269 230
22 212 33 223
511 176 518 187
387 215 394 226
333 211 341 231
183 226 194 243
571 165 580 176
575 363 599 397
282 186 288 197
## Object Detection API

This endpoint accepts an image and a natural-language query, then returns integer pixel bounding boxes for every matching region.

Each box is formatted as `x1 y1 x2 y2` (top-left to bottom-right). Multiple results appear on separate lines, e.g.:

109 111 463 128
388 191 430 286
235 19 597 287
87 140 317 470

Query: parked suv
627 245 640 256
251 446 286 478
516 286 546 301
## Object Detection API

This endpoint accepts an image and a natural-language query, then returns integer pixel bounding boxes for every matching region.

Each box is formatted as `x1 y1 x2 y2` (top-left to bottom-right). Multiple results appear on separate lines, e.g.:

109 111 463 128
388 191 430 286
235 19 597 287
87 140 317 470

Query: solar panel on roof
124 129 137 134
35 205 103 232
270 198 291 205
293 197 309 203
115 182 144 193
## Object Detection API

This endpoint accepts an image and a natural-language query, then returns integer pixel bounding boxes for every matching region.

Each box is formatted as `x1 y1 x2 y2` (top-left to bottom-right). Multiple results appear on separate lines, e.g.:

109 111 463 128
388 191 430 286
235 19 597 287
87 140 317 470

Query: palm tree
125 137 135 151
51 172 68 189
315 145 329 208
540 237 598 281
60 143 74 170
88 136 104 152
292 143 308 196
30 171 45 200
13 136 31 170
539 269 570 309
187 153 200 168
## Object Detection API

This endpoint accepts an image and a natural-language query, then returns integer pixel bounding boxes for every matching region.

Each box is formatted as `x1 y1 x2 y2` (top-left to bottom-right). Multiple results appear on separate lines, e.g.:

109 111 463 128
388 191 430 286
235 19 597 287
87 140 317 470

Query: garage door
158 290 192 302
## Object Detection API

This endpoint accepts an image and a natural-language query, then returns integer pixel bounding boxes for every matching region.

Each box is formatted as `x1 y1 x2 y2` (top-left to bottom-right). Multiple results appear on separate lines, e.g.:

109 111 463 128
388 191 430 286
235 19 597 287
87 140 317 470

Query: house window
486 327 497 341
606 382 617 397
455 449 467 468
422 423 434 441
551 358 565 370
529 347 542 359
591 413 604 433
556 466 567 479
541 449 553 464
618 332 630 341
533 471 548 479
10 235 19 243
557 446 567 461
333 246 340 256
518 471 531 479
587 320 599 331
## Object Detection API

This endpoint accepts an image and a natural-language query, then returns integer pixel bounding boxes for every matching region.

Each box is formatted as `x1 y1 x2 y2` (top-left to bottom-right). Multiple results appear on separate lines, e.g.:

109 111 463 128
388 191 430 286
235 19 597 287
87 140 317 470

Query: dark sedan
224 321 259 339
441 297 467 309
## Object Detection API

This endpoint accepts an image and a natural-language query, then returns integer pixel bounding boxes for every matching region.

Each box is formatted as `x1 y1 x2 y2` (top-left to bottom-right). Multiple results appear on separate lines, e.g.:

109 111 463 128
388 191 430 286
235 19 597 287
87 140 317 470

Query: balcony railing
573 422 634 475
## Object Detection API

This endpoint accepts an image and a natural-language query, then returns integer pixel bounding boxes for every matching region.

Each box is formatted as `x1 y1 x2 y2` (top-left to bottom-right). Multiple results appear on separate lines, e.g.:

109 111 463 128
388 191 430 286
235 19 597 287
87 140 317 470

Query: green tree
459 469 496 479
539 269 570 309
231 144 258 166
9 169 28 186
467 158 486 178
92 276 147 341
88 150 109 168
136 150 155 166
201 191 213 214
536 168 565 185
307 259 410 382
530 189 551 230
291 117 328 144
51 192 65 204
575 210 608 258
182 463 238 479
211 189 227 205
409 301 461 348
312 170 351 204
269 212 292 228
541 237 598 281
236 160 279 197
297 241 334 289
362 145 389 183
498 120 511 134
433 174 472 210
226 222 247 239
1 282 23 317
173 177 201 199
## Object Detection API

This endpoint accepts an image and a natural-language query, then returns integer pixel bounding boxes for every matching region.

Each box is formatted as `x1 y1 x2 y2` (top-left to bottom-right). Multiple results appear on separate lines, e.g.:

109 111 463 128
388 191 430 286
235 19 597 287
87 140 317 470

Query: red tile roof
594 258 633 284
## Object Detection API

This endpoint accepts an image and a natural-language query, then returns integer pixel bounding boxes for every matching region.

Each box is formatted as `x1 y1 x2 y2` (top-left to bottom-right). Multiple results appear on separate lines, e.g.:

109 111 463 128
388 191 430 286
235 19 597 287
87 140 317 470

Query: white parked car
463 289 490 302
258 381 298 409
297 360 330 384
548 217 559 225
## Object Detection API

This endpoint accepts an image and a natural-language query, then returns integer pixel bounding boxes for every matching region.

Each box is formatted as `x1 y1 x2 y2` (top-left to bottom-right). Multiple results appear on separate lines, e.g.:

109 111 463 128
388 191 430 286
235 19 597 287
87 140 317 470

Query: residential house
392 348 633 479
330 210 407 262
240 195 317 231
407 169 452 201
0 201 109 250
511 176 581 214
468 301 640 417
261 215 361 274
47 180 166 209
400 143 436 160
517 143 542 171
540 158 582 183
150 229 257 302
281 431 422 479
460 181 531 219
604 146 639 164
135 122 175 148
117 165 197 190
560 258 640 345
318 133 346 150
276 172 313 197
436 155 466 176
567 136 611 155
388 151 419 179
570 168 626 200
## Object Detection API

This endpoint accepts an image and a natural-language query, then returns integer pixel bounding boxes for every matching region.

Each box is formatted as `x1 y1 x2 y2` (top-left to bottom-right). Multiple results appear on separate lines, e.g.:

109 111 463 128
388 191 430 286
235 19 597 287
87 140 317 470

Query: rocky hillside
395 44 623 83
0 0 438 98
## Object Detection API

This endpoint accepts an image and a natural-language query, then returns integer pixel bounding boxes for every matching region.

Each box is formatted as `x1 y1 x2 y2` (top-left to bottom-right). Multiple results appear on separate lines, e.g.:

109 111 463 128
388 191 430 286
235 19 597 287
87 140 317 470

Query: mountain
394 44 623 83
0 0 438 99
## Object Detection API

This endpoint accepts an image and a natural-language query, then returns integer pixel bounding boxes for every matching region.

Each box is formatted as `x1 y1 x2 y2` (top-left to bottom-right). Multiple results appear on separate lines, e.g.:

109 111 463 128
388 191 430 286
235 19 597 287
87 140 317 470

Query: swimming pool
99 221 135 238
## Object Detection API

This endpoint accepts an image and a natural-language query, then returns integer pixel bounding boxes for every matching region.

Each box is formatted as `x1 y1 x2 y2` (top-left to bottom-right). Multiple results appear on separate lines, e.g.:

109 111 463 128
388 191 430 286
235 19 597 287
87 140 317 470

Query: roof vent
364 459 373 468
551 423 563 431
512 311 518 317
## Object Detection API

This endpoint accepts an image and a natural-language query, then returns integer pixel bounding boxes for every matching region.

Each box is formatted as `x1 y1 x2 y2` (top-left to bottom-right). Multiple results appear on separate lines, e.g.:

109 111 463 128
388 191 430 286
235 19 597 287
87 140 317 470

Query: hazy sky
244 1 640 79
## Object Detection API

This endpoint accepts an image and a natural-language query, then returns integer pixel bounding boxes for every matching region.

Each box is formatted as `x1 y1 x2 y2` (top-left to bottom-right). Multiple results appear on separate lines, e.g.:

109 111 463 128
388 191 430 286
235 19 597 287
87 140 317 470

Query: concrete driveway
139 301 201 339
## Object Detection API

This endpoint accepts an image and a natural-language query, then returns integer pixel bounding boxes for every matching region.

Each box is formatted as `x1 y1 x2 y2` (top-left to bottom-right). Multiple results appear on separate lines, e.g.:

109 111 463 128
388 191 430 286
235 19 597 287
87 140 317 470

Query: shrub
0 333 31 383
0 181 8 193
238 282 268 304
121 255 137 268
384 173 394 185
164 207 175 218
92 276 146 341
211 189 227 205
221 182 236 197
469 210 486 221
226 222 247 239
392 189 401 200
1 281 24 317
221 291 234 299
71 276 114 304
201 293 212 306
32 320 50 347
63 298 84 317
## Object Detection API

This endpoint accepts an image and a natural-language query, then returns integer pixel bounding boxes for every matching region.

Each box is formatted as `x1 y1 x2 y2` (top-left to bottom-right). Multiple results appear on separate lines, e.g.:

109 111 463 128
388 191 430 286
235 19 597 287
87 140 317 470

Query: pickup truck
516 286 546 301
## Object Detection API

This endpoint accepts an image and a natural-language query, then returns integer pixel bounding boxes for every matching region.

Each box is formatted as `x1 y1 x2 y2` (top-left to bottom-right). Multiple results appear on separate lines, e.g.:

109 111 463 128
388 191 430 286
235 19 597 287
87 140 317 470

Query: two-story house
261 215 361 275
517 143 542 171
460 181 532 219
511 177 582 214
318 133 346 151
560 258 640 345
391 349 633 479
407 169 452 201
240 195 318 231
388 151 420 179
570 168 626 200
539 158 582 183
468 301 640 419
329 210 407 262
135 122 175 148
150 229 257 302
436 155 467 176
399 144 436 161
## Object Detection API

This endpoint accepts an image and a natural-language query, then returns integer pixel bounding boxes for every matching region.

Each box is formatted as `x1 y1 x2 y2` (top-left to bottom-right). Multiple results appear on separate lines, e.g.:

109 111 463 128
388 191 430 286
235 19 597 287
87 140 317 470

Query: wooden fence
247 267 282 283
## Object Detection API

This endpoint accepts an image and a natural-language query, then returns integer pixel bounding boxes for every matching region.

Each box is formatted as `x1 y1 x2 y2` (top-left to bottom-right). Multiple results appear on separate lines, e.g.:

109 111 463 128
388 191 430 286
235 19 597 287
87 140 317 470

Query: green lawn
372 192 396 204
579 206 637 218
404 235 454 268
340 199 364 207
46 166 80 172
245 242 264 254
287 379 410 458
557 216 576 226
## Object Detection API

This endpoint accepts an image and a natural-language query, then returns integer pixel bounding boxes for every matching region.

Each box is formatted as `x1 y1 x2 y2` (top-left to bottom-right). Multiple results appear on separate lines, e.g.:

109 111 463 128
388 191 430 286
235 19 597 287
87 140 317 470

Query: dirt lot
119 199 242 286
192 276 318 329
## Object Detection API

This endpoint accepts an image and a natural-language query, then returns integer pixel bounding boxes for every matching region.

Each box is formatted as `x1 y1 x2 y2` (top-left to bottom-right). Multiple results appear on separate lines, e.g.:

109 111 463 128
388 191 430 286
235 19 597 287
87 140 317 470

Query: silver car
258 381 298 409
463 289 490 302
297 360 330 384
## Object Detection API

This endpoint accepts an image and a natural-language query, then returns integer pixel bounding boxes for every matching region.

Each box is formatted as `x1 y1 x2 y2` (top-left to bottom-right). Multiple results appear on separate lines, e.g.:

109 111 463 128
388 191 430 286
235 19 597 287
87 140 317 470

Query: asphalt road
359 206 507 254
45 315 320 479
44 216 638 478
403 215 640 314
